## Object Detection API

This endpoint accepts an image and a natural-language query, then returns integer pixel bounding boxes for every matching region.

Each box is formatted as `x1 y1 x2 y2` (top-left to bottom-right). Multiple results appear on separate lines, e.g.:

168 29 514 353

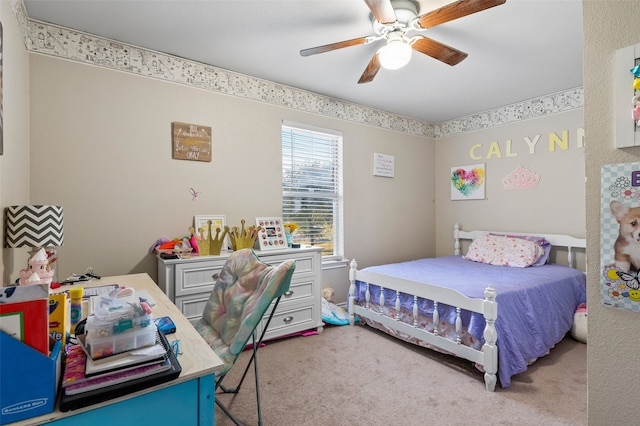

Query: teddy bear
322 286 336 303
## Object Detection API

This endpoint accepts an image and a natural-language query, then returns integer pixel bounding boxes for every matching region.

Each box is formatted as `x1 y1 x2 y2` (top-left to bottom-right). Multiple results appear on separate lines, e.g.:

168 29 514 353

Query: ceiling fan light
378 40 412 70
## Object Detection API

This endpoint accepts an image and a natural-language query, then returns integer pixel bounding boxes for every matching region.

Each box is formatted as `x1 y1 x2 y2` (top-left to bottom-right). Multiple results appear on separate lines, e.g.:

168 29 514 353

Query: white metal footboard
348 259 499 391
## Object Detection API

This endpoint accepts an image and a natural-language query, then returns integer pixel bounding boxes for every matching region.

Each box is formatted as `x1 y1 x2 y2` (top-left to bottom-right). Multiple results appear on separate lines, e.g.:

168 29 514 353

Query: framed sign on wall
172 122 212 162
373 153 394 177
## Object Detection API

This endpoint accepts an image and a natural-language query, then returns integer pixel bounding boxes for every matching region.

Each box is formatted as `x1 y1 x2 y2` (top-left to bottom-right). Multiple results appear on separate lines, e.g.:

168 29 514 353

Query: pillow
502 234 551 266
463 234 545 268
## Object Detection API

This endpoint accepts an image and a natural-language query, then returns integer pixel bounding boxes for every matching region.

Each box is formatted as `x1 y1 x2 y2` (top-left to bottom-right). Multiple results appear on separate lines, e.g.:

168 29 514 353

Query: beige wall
435 110 585 264
584 1 640 424
21 54 434 285
0 1 31 280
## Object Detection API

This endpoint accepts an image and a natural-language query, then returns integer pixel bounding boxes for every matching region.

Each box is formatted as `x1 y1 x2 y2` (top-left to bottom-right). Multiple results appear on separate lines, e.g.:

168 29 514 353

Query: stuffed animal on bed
571 303 587 344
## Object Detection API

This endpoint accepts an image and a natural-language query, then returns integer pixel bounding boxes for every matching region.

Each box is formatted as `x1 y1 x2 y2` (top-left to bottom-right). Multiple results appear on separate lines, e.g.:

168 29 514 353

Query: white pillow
463 234 545 268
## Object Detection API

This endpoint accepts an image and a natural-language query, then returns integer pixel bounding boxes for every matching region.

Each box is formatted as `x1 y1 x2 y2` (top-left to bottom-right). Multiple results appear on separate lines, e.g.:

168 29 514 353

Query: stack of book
59 288 181 411
62 337 169 395
59 329 181 411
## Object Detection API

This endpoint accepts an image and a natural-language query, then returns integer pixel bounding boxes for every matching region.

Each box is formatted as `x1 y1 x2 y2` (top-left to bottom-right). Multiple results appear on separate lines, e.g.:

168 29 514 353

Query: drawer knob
283 316 294 323
212 273 219 280
284 290 294 297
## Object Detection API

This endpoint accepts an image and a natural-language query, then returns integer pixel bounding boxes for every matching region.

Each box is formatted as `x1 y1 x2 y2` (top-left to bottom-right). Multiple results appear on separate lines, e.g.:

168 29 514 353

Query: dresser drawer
175 294 211 325
260 252 318 277
174 260 224 297
259 303 318 340
281 277 314 303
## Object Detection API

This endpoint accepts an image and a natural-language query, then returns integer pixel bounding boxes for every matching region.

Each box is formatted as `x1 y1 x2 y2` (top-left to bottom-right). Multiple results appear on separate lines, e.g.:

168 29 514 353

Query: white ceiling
22 0 584 123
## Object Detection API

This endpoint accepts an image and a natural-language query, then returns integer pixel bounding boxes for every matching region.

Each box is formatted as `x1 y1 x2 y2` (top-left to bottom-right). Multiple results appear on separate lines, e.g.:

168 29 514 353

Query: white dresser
157 247 324 340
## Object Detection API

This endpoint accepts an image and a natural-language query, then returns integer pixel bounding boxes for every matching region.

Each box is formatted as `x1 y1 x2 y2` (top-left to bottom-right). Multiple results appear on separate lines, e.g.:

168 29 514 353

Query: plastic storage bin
87 312 153 337
86 323 157 359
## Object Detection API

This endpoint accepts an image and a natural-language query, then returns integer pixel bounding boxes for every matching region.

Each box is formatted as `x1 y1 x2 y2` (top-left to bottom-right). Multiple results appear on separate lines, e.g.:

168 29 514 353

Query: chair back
196 249 296 372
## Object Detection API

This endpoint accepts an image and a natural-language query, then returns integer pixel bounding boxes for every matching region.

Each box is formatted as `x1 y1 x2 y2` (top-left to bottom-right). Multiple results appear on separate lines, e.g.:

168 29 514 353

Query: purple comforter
354 255 586 388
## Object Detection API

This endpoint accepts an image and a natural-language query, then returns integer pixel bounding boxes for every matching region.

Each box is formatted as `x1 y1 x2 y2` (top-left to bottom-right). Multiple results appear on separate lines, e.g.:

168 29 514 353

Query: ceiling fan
300 0 506 84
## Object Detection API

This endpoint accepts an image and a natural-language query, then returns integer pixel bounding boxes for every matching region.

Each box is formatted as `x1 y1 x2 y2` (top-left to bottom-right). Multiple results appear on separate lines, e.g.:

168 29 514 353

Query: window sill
321 257 349 270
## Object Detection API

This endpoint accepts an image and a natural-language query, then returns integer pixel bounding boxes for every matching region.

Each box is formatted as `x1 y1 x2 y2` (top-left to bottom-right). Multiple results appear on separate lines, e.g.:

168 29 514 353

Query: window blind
282 122 343 257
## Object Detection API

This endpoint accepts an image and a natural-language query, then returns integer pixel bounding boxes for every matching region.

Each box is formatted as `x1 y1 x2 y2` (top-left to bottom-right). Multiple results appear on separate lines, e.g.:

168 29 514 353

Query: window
282 121 343 258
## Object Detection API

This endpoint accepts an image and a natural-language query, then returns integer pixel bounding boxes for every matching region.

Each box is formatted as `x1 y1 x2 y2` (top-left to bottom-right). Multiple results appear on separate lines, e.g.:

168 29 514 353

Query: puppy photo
611 200 640 272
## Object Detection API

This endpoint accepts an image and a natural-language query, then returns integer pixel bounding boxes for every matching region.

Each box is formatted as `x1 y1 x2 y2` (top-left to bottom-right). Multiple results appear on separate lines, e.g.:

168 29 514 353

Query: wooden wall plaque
172 122 212 162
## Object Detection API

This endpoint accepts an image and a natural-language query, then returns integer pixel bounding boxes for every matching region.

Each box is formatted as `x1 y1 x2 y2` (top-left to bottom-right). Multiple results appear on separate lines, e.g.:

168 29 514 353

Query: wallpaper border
9 0 583 139
434 87 584 138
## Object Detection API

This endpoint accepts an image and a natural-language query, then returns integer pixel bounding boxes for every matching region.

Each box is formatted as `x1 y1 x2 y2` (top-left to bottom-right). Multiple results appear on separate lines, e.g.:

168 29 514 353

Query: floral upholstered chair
195 248 296 425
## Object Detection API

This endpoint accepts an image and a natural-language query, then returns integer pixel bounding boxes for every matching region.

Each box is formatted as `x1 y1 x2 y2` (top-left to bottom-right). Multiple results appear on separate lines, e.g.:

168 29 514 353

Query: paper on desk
131 344 166 357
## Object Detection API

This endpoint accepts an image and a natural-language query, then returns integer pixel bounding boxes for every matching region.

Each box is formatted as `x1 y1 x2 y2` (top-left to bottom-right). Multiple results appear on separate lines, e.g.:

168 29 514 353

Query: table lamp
5 205 64 284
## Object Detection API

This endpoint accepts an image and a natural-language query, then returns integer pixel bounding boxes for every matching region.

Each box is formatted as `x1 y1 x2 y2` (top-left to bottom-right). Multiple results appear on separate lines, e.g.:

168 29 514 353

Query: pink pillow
463 234 545 268
503 234 551 266
491 234 551 266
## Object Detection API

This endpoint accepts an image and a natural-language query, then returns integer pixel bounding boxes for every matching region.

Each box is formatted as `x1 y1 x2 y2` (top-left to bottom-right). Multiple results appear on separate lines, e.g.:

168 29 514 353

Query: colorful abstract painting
450 163 486 201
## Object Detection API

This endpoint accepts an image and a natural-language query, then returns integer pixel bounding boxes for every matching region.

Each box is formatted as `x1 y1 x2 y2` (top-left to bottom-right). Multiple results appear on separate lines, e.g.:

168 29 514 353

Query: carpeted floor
213 324 587 426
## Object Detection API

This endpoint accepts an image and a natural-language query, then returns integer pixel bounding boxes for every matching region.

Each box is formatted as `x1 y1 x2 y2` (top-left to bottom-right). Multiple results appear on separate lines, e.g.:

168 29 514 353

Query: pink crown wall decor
502 165 540 190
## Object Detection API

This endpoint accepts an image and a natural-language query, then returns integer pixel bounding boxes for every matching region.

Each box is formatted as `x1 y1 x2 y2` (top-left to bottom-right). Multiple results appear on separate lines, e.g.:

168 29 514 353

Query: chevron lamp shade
5 205 64 248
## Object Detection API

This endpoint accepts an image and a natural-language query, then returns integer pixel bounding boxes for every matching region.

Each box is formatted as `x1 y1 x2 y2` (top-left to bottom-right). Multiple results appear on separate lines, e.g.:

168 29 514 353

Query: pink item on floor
243 329 320 350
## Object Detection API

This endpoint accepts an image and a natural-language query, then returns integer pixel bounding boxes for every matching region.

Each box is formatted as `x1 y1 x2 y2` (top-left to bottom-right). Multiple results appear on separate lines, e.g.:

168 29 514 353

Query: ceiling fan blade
416 0 506 29
300 36 370 57
410 36 468 66
364 0 397 24
358 53 381 84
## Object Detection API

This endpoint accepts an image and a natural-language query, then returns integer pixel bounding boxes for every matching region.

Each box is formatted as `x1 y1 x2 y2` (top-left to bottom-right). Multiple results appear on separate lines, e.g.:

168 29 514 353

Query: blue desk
10 274 223 425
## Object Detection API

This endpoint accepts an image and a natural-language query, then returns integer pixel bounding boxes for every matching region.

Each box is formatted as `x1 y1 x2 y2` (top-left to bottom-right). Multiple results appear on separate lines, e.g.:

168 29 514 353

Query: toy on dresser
18 247 56 285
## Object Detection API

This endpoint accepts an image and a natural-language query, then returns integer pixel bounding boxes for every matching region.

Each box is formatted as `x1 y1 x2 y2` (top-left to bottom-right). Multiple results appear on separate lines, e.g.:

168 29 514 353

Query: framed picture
194 215 226 239
373 153 394 177
1 21 3 156
614 43 640 148
450 163 486 201
172 122 212 162
255 217 286 251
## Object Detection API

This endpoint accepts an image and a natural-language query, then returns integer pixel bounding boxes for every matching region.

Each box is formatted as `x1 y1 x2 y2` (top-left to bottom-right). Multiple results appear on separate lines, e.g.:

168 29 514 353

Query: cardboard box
0 298 49 356
49 292 69 346
0 332 62 424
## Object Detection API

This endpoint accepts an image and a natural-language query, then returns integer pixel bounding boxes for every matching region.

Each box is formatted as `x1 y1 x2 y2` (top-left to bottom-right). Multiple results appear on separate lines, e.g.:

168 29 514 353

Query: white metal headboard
453 223 586 268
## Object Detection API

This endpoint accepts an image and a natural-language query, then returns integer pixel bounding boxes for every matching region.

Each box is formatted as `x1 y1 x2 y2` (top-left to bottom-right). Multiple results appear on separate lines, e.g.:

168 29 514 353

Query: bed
347 224 586 391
